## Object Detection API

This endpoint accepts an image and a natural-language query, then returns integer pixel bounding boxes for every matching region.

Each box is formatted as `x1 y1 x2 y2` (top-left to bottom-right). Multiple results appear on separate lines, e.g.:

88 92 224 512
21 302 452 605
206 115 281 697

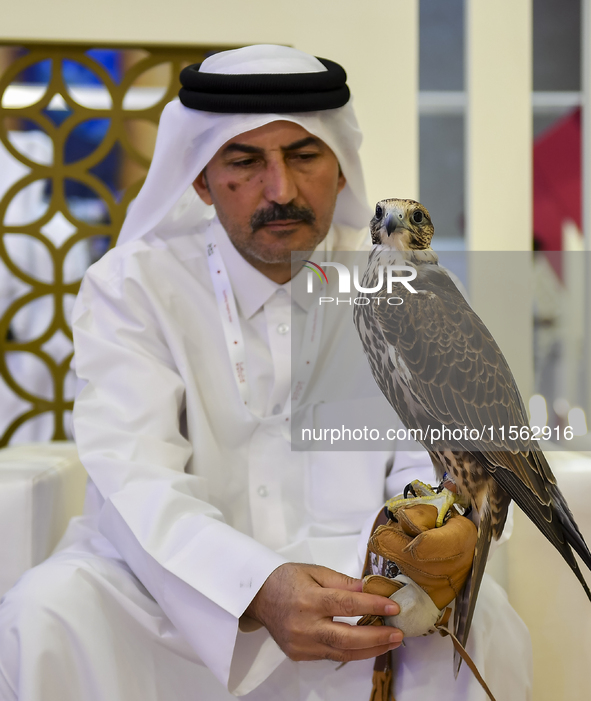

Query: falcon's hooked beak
385 212 399 237
370 198 434 251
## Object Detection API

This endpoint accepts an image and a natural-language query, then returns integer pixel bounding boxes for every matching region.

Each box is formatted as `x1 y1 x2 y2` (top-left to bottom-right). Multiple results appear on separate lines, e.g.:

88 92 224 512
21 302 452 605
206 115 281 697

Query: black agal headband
178 58 350 113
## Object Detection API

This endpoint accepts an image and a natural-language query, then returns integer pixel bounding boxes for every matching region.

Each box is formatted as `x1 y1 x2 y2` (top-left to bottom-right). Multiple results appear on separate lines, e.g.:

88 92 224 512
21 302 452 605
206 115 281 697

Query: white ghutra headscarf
116 45 371 247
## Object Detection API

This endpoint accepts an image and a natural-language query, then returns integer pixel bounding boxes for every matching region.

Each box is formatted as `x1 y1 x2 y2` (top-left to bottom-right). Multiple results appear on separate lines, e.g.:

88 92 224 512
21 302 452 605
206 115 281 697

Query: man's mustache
250 203 316 231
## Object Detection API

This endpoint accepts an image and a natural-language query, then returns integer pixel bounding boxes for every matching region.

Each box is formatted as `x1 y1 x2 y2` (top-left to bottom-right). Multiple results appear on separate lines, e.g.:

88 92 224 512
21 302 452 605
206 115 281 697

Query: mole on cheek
227 182 238 192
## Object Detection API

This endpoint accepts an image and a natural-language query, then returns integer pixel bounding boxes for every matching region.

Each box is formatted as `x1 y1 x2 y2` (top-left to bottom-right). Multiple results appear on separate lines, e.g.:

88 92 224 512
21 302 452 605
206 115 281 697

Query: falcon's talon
404 482 417 499
385 480 462 527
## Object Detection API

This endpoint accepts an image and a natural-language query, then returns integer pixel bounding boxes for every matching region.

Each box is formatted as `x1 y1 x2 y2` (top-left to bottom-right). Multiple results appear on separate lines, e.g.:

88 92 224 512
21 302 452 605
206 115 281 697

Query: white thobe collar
214 218 335 318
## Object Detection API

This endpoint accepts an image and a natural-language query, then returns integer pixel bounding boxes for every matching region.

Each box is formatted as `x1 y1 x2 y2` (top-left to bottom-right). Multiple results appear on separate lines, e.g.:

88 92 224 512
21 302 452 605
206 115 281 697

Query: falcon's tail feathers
549 482 591 602
453 505 493 678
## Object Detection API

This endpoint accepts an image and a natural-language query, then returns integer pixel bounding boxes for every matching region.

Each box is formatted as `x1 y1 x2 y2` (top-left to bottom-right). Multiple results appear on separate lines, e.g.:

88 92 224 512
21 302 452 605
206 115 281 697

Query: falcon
353 197 591 673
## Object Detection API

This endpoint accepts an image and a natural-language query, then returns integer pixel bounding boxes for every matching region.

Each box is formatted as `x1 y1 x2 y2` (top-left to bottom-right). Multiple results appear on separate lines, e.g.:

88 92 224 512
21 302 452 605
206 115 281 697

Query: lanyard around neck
205 225 325 416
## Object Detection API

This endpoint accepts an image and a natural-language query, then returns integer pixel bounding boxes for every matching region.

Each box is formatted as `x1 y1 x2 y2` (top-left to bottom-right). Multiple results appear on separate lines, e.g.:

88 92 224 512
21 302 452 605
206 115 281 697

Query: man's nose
263 159 298 204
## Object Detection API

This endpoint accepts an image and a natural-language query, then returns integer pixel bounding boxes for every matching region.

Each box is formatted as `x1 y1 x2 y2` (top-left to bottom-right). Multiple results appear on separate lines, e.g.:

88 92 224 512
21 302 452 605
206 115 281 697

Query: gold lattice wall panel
0 41 230 445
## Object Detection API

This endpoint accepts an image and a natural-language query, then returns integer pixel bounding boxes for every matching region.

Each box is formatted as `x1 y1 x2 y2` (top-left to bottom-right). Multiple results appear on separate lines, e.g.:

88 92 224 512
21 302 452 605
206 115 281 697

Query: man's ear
193 170 213 205
337 165 346 194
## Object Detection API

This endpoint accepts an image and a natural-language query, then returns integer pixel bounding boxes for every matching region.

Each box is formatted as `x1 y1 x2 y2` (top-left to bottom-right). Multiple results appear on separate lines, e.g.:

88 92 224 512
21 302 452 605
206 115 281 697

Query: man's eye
232 158 259 167
291 152 319 161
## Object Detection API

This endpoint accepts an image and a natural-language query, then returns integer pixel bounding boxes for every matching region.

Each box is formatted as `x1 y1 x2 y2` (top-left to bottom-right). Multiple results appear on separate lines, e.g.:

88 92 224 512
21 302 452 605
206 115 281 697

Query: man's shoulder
85 229 206 288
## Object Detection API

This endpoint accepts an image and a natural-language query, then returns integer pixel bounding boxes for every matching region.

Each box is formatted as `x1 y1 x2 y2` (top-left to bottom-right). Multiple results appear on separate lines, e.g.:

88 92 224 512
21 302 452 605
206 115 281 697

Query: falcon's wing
373 263 591 586
374 264 551 494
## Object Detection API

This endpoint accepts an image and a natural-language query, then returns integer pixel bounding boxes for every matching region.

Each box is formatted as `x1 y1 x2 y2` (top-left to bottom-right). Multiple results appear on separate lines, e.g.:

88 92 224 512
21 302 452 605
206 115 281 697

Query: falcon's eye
375 204 383 220
412 210 423 223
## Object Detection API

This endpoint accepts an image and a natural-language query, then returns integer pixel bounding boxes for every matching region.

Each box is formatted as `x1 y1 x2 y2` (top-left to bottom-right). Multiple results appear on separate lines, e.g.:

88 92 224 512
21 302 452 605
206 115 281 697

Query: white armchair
0 441 87 598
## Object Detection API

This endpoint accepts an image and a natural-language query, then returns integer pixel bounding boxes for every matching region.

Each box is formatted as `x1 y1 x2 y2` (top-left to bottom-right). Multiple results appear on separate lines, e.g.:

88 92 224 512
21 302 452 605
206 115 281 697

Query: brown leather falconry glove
360 482 477 637
359 482 498 701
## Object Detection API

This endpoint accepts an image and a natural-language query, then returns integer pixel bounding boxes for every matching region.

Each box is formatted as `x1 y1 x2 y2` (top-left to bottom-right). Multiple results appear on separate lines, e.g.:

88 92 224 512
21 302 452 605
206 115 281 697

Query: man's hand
243 563 404 663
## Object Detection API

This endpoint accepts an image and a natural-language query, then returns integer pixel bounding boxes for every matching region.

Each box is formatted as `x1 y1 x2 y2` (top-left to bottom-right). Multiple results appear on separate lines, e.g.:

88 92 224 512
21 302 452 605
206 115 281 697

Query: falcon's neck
369 245 439 268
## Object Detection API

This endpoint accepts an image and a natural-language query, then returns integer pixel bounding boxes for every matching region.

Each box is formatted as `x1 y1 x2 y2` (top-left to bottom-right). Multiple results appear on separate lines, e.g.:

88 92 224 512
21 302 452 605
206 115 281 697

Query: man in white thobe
0 45 532 701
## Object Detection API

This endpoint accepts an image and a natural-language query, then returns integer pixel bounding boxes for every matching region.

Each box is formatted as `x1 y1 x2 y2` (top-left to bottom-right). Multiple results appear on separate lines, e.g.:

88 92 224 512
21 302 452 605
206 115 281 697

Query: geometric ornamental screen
0 41 228 445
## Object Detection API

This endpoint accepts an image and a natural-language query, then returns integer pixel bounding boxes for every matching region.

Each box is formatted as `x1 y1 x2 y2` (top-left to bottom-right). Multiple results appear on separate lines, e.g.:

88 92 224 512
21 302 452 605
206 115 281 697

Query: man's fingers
324 641 402 663
287 624 403 663
288 640 402 664
319 620 403 651
320 589 400 618
246 563 404 665
308 565 363 593
299 638 402 664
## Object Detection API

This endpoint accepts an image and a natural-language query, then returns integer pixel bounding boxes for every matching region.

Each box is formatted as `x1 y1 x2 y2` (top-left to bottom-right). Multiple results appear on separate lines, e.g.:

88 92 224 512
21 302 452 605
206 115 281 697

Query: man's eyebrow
282 136 322 151
221 136 322 157
221 143 264 156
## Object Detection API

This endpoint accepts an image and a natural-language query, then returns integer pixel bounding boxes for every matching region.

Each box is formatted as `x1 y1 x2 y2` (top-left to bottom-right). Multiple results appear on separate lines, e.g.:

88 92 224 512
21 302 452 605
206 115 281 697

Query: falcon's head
370 199 434 250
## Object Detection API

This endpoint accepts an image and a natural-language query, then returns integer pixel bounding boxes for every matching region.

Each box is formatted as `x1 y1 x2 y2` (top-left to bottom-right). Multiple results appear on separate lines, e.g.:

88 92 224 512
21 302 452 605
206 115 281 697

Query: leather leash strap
364 510 395 700
436 621 498 701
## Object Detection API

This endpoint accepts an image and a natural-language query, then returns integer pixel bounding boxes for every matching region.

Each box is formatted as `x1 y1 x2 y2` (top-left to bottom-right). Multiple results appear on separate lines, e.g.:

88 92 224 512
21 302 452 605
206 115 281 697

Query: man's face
193 121 346 282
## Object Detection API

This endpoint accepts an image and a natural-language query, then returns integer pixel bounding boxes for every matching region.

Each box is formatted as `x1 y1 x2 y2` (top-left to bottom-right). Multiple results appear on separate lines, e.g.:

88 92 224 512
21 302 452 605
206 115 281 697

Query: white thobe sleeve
71 265 287 696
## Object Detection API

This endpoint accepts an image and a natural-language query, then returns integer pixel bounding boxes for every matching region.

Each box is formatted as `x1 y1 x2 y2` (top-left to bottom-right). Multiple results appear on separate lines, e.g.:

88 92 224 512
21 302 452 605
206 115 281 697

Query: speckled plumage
354 198 591 675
